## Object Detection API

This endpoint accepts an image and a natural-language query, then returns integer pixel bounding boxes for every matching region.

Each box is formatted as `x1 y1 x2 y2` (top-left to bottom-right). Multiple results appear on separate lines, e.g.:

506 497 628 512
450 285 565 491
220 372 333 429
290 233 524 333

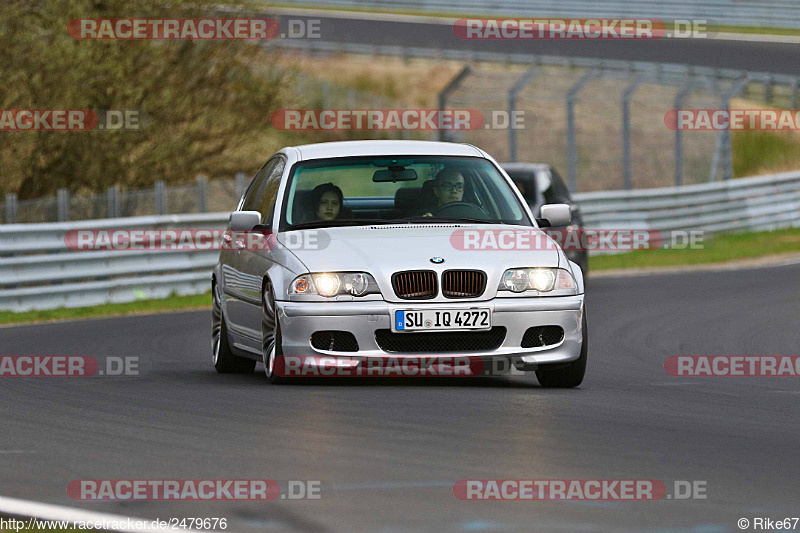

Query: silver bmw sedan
212 140 587 387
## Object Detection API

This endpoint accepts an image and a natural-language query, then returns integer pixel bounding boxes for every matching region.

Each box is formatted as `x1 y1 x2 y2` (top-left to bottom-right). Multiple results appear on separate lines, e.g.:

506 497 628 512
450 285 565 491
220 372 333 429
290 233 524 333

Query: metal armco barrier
0 214 227 312
1 171 799 312
277 0 800 29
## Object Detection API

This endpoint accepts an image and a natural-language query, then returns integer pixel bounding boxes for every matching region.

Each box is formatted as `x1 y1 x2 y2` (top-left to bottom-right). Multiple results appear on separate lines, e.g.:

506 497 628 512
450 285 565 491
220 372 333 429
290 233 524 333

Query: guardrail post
5 194 17 224
508 67 539 162
566 69 599 193
235 172 247 200
764 75 774 103
155 180 167 215
673 80 695 187
622 78 642 190
437 64 472 142
57 188 69 222
107 186 120 218
197 176 208 213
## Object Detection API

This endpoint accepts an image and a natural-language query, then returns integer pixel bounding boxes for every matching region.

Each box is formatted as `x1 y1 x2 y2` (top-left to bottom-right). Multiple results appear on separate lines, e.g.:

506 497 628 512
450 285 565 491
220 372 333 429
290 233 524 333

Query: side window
256 158 285 225
536 168 568 204
241 159 277 212
548 168 571 199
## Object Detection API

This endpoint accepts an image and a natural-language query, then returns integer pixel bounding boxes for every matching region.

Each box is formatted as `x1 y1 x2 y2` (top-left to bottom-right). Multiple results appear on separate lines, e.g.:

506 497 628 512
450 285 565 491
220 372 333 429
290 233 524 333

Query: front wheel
212 286 256 374
536 308 588 388
262 280 289 384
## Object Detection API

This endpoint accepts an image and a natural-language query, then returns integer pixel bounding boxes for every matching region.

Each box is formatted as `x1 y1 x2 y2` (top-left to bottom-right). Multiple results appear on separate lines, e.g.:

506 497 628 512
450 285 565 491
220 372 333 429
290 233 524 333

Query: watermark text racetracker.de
453 18 711 39
665 356 800 377
0 109 147 131
274 356 573 378
69 479 322 500
68 18 322 40
665 109 800 131
0 356 144 377
64 229 330 251
453 479 707 500
271 109 526 131
450 228 704 252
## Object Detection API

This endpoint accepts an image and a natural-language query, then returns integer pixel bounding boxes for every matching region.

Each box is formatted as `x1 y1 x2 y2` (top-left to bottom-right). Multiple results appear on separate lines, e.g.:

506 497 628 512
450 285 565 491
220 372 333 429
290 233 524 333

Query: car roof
500 162 552 174
291 140 485 161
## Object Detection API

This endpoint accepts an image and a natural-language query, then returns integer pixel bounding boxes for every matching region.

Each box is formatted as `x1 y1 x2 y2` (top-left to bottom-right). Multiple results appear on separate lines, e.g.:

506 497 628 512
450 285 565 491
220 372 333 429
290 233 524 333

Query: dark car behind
501 162 588 275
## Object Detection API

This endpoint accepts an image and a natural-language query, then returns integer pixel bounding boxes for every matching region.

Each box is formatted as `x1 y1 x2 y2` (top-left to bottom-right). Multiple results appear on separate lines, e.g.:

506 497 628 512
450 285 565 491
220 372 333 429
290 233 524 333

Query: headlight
289 272 380 297
313 273 340 297
498 268 576 294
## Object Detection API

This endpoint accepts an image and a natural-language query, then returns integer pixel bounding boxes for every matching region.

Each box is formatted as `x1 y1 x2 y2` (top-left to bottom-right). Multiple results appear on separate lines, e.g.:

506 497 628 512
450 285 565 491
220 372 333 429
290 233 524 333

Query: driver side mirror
229 210 261 231
539 204 571 227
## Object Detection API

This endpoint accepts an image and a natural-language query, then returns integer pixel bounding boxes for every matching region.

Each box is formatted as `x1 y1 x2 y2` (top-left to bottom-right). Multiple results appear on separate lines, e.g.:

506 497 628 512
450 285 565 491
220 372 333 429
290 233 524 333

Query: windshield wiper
398 216 504 225
287 218 387 231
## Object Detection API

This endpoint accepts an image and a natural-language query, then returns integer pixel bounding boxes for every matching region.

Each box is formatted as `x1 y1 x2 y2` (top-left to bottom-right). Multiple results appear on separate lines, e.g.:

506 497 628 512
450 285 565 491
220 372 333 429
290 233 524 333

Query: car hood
283 224 561 294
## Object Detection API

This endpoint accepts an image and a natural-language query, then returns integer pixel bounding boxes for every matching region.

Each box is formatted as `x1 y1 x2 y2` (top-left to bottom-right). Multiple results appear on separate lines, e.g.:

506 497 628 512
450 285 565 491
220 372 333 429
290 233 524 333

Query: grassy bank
590 227 800 270
0 292 211 326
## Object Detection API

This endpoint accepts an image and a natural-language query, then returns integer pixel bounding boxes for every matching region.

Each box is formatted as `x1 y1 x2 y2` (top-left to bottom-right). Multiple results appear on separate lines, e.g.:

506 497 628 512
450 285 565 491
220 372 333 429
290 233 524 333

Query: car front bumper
276 295 585 368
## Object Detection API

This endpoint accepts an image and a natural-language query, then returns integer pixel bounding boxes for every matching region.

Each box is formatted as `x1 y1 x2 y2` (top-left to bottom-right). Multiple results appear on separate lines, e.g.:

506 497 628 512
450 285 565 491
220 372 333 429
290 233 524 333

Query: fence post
621 78 642 190
508 67 539 163
197 176 208 213
437 64 472 142
5 194 17 224
673 80 695 187
57 188 69 222
107 186 120 218
155 180 167 215
321 81 330 109
566 69 599 193
235 172 248 201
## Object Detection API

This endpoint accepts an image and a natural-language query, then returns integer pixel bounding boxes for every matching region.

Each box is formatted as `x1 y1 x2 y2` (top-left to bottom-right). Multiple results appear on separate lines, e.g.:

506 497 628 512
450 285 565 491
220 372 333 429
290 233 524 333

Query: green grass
732 131 800 178
590 226 800 270
0 292 211 326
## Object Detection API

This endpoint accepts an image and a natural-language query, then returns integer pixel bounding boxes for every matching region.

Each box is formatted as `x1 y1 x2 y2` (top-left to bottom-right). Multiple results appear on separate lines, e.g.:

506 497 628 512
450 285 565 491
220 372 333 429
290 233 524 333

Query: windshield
280 156 530 230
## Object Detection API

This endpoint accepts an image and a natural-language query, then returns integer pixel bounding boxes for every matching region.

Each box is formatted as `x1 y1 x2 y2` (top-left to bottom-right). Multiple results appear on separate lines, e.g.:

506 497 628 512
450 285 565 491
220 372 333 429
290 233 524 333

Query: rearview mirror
229 210 261 231
540 204 571 227
373 167 418 182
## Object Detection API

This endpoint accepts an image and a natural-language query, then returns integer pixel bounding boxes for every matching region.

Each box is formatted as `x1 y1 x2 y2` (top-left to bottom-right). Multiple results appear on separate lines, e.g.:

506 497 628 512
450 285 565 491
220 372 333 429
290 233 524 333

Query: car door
222 157 279 337
228 156 286 345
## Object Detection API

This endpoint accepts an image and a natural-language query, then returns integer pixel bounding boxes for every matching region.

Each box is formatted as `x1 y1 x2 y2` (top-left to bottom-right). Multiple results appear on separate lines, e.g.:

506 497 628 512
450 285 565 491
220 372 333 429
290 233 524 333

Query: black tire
262 280 289 384
212 287 256 374
536 308 588 388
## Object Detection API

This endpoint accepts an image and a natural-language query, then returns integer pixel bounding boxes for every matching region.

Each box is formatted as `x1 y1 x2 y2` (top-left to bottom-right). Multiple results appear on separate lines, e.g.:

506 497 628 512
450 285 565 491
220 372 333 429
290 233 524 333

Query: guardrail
1 171 799 312
279 0 800 29
575 169 800 234
0 214 227 312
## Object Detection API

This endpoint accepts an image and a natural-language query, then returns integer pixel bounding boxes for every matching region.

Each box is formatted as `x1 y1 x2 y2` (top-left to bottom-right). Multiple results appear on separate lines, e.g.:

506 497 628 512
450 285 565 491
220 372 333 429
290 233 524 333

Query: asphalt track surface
274 13 800 75
1 262 798 532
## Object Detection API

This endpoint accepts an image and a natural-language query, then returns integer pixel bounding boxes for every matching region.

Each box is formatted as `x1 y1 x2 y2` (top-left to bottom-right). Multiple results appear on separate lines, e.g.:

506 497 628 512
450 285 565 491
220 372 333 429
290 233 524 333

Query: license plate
393 309 491 332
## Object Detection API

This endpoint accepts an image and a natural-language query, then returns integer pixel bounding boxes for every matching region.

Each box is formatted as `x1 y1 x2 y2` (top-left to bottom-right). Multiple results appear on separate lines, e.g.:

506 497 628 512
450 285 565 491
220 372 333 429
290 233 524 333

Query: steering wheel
432 202 489 220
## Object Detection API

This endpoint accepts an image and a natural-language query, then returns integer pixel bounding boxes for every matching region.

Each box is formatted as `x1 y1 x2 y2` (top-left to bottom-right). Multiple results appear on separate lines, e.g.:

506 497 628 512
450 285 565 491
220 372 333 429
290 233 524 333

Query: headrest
394 187 423 210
